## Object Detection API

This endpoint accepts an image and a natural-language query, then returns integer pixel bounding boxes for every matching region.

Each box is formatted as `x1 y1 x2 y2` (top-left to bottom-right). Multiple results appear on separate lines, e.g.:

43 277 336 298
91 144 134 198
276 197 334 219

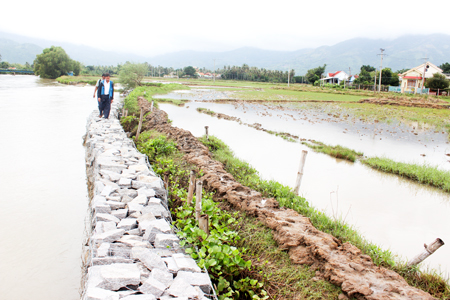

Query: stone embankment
82 103 212 300
139 109 437 300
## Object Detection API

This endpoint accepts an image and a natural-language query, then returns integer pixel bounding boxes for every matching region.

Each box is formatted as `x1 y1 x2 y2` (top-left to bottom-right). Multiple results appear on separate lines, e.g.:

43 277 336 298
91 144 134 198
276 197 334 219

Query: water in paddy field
0 75 100 300
160 97 450 280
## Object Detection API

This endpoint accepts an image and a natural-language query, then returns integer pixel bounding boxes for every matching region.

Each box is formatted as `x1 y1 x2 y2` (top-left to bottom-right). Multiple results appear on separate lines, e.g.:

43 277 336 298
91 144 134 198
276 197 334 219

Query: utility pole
420 57 429 94
378 48 385 92
287 66 290 87
373 67 377 92
213 59 216 83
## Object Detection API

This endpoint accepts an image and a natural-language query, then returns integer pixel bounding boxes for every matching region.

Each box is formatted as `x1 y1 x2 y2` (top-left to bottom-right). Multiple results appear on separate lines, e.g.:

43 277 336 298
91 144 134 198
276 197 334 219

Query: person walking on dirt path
94 74 106 117
97 73 114 119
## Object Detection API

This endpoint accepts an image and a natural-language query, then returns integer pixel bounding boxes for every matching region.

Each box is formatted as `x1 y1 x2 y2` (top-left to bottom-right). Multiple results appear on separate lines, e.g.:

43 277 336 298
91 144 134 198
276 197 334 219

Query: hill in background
1 31 449 75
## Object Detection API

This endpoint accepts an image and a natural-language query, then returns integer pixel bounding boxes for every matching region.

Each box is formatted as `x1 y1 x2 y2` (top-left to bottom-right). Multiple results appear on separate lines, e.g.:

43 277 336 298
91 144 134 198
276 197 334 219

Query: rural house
400 62 444 93
320 71 349 85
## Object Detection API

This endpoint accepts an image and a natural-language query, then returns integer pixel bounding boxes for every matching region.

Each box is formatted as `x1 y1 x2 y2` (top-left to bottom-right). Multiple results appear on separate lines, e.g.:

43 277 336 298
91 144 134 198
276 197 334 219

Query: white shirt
103 81 111 95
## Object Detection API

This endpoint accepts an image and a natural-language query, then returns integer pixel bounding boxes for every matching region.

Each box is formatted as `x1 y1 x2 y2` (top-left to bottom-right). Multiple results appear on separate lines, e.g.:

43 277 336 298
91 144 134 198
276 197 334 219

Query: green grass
153 98 188 106
232 214 344 299
123 83 190 114
56 75 117 85
199 135 450 299
234 88 364 102
302 141 363 162
196 107 215 115
361 157 450 192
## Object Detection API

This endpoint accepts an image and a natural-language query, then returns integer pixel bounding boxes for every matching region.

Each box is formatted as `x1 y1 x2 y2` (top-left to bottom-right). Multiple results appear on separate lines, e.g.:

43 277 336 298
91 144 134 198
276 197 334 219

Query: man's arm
97 81 102 101
93 86 98 98
111 82 114 102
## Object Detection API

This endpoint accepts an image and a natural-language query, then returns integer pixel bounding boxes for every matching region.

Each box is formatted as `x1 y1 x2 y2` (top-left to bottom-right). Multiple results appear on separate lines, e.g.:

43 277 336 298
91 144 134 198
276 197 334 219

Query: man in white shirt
97 73 114 119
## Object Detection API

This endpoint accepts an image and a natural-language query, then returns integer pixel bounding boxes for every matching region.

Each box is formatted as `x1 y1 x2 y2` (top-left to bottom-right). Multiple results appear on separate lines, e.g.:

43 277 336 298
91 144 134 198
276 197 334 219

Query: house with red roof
400 62 447 93
320 71 349 85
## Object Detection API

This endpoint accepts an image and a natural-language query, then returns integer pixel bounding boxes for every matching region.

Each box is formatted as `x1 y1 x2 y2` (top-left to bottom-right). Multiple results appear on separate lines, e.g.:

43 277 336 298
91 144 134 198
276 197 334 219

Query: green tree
376 68 399 86
33 46 80 79
396 68 409 74
439 62 450 73
184 66 196 77
0 61 9 69
425 73 450 90
361 65 375 72
119 62 148 88
305 64 326 85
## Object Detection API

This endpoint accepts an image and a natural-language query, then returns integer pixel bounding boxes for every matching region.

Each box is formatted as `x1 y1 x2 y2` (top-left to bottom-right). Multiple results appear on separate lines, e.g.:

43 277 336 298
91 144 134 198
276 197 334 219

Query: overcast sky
2 0 449 56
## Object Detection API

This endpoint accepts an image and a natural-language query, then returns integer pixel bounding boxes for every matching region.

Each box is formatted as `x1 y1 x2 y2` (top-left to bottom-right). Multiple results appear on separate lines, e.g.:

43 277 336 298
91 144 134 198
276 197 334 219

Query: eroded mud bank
128 107 436 300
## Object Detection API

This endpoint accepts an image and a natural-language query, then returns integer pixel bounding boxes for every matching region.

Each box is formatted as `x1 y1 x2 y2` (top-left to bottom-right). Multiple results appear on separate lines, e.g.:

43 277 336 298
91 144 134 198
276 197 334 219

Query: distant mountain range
1 31 449 75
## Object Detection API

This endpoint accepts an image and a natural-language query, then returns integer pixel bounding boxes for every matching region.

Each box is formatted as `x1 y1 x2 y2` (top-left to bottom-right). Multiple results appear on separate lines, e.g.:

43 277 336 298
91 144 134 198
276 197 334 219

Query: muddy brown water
0 75 99 300
160 100 450 281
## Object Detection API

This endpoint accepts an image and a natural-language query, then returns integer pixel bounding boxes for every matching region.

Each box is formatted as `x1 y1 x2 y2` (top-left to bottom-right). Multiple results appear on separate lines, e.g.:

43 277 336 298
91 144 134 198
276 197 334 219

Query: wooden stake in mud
199 214 210 236
195 180 203 221
135 107 144 141
407 238 444 267
205 126 209 140
187 171 195 204
124 109 128 117
294 150 308 195
150 101 154 112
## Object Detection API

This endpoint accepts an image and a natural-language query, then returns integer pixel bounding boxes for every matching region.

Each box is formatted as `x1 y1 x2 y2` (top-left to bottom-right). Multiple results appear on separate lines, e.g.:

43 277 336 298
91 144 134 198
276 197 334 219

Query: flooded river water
0 75 98 300
160 99 450 280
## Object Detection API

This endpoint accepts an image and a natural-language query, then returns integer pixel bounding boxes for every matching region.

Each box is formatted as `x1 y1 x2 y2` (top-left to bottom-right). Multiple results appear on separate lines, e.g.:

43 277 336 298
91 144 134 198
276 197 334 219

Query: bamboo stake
205 126 209 140
124 109 128 117
199 214 210 236
150 101 154 112
135 107 144 141
187 171 195 204
195 180 203 221
407 238 444 266
294 150 308 195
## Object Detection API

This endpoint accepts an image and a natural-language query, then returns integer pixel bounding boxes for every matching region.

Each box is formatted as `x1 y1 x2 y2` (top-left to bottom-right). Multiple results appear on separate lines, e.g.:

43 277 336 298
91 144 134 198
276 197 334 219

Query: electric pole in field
377 48 385 92
288 66 290 87
420 57 429 94
213 59 216 83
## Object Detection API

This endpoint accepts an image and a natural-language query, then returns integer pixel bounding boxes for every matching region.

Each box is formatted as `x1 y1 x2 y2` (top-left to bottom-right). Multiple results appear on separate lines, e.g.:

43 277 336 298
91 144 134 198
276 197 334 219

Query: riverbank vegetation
199 135 450 298
123 83 189 115
302 141 363 162
132 130 343 299
361 157 450 192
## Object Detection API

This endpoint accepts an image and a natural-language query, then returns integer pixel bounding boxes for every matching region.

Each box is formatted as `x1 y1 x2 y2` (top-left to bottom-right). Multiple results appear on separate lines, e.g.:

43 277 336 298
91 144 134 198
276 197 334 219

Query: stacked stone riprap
83 104 212 300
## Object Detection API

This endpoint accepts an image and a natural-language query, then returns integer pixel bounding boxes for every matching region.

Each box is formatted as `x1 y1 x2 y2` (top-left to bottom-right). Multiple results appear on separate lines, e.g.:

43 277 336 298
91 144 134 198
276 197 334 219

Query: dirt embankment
135 108 436 300
359 98 450 109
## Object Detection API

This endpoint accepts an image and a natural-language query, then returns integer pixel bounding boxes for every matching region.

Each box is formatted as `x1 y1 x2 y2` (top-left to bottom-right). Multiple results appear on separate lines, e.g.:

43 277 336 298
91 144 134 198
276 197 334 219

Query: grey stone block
127 203 144 215
122 195 134 204
119 235 150 248
175 271 212 294
111 208 128 220
92 257 133 265
95 222 117 234
162 257 180 274
128 164 149 173
101 185 113 197
117 218 137 231
96 213 120 224
131 194 148 205
154 234 179 249
98 263 141 291
97 243 110 257
172 254 201 273
143 219 171 242
150 268 173 288
131 247 168 272
94 203 112 214
84 287 120 300
92 229 125 243
139 277 166 297
118 177 132 188
138 188 156 197
106 201 125 210
137 213 156 232
122 295 156 300
167 278 199 298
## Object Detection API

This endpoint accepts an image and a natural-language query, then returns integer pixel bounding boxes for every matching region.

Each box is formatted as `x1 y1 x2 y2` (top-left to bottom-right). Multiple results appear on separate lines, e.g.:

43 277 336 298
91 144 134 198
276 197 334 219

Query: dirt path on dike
137 108 436 300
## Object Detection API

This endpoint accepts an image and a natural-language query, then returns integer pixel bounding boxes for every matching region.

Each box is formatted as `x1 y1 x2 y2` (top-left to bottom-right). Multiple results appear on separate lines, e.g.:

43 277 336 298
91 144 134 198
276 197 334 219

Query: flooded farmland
158 89 450 280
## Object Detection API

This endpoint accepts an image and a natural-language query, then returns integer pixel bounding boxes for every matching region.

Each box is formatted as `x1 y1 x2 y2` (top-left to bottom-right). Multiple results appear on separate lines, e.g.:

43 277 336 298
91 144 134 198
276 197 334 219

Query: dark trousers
100 95 111 118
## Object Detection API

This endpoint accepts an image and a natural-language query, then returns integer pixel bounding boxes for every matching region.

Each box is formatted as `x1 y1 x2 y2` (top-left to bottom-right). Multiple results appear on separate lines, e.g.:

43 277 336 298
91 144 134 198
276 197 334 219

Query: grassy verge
123 83 190 114
199 135 450 299
196 107 215 115
234 88 364 102
361 157 450 192
132 129 345 299
153 98 188 106
302 141 363 162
